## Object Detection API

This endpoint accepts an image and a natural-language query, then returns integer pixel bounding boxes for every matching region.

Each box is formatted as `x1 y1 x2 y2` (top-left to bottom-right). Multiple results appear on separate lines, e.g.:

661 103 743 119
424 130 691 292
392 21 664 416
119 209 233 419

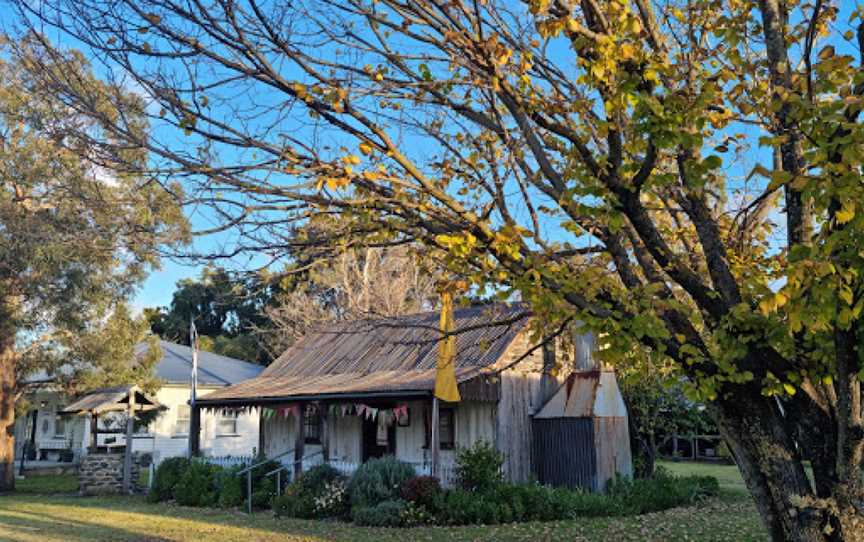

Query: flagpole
188 317 200 458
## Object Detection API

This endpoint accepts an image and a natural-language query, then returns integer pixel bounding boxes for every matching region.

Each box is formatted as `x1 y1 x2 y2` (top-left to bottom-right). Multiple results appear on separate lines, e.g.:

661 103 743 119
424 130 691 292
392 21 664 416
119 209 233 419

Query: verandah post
321 402 330 463
122 389 136 494
294 403 305 480
431 397 440 478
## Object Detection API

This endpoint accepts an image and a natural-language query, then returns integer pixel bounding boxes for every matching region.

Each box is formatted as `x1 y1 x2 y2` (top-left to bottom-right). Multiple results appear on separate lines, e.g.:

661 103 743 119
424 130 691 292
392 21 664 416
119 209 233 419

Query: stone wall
78 453 148 496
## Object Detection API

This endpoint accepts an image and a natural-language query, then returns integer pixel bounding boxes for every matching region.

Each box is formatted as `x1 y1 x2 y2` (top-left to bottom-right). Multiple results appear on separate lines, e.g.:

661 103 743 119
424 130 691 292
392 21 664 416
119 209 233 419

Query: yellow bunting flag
434 289 461 402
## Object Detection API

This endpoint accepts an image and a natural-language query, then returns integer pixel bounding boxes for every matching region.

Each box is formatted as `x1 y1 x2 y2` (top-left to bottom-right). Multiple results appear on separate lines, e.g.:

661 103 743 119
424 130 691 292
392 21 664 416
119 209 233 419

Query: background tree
0 41 187 490
259 243 439 358
617 349 717 478
10 1 864 538
144 266 277 364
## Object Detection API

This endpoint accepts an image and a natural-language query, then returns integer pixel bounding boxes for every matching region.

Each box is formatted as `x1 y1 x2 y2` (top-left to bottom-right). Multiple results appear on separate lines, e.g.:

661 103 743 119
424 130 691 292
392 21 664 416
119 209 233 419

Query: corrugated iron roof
198 303 529 404
534 371 628 418
138 340 264 386
61 385 162 414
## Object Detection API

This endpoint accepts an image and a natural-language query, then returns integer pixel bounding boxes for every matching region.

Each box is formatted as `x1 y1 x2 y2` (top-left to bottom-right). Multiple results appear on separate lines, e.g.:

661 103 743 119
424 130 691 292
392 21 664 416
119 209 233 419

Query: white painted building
14 341 263 470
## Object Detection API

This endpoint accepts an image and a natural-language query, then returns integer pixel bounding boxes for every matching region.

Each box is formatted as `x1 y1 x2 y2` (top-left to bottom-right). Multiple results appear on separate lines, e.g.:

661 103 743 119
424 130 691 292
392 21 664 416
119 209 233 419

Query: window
304 409 321 444
424 407 455 450
217 410 239 436
439 408 455 450
53 406 66 438
174 405 190 436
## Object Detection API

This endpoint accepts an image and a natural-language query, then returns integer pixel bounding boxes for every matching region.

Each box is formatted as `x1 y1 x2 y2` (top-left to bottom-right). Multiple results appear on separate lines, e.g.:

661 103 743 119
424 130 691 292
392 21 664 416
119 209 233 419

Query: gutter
194 389 433 407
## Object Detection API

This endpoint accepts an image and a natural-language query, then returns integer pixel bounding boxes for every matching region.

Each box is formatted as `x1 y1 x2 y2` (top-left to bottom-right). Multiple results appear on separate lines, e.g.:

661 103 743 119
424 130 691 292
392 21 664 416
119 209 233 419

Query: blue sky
4 2 862 314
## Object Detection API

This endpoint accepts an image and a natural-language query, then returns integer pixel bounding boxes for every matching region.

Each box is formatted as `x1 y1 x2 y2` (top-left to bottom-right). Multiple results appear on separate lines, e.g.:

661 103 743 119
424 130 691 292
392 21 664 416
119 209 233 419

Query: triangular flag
434 288 461 402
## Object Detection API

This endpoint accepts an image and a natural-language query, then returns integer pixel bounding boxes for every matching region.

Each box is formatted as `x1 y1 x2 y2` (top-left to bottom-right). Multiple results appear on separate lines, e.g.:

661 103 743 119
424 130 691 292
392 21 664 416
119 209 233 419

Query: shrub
352 499 408 527
175 460 221 507
400 501 434 527
242 456 281 509
400 475 442 510
298 463 343 494
272 482 316 519
216 466 244 508
348 456 416 507
607 469 719 514
312 478 349 518
454 440 503 492
272 464 348 519
147 457 191 502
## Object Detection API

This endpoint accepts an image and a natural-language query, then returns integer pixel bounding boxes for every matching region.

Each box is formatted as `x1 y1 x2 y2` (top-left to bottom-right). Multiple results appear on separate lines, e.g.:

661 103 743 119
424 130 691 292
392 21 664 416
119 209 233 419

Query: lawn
1 462 766 542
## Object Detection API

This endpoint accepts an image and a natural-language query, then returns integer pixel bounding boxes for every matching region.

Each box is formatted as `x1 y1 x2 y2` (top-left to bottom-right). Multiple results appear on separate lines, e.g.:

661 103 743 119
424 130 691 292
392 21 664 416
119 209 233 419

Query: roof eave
195 389 433 407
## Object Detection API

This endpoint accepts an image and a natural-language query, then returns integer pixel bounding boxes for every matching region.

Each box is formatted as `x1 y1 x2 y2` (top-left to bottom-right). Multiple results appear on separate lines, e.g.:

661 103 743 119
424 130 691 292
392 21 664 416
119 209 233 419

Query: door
361 416 396 461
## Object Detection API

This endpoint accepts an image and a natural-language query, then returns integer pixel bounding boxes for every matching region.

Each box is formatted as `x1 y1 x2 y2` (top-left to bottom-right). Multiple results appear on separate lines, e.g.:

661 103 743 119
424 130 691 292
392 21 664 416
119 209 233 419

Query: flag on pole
434 289 461 402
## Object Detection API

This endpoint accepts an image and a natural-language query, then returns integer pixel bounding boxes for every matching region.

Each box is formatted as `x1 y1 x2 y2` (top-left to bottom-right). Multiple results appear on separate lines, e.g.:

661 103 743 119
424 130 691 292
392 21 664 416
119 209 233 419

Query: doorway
361 416 396 461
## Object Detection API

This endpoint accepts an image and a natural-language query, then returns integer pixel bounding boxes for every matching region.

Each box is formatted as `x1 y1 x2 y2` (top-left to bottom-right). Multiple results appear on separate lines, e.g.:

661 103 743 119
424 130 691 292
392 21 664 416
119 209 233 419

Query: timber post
122 390 136 494
294 403 305 480
321 402 330 463
189 404 201 456
431 397 440 478
89 412 98 453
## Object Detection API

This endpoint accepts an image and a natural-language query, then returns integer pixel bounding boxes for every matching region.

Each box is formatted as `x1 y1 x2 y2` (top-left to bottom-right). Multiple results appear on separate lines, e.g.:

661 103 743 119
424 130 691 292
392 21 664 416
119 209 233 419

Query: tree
9 1 864 538
0 42 186 490
145 266 276 363
617 349 716 478
260 244 438 358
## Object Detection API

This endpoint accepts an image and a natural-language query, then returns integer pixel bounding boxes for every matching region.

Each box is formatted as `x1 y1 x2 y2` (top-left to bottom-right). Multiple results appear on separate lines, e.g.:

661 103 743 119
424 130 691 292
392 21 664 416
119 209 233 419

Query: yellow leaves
315 176 351 191
818 45 835 60
758 291 787 316
292 82 308 100
528 0 551 15
835 201 856 225
343 154 361 166
359 142 374 155
496 47 513 66
782 383 797 396
436 232 478 258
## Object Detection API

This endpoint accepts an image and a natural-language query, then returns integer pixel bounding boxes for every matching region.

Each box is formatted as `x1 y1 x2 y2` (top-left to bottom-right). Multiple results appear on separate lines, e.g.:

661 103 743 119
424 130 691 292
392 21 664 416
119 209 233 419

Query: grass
657 460 749 497
14 474 79 495
0 462 766 542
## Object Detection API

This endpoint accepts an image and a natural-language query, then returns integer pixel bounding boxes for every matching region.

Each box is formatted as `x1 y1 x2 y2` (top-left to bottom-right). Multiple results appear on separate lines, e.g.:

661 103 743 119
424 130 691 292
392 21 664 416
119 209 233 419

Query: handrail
264 449 323 478
240 449 324 513
236 447 295 476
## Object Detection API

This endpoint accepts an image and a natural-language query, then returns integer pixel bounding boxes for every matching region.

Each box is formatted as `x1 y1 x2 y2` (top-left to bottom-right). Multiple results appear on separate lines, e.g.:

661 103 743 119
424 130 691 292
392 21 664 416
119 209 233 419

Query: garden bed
146 442 720 529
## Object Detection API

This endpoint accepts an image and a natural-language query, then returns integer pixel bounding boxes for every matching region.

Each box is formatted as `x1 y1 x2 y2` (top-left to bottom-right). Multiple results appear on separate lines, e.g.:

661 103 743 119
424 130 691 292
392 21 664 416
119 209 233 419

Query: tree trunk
0 330 17 492
713 389 864 541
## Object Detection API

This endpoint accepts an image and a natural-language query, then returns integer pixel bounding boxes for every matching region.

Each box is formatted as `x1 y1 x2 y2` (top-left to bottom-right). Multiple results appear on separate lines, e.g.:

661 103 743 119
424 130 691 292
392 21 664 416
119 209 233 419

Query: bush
400 476 442 510
400 501 435 527
272 482 316 519
312 478 349 518
272 464 348 519
147 457 191 503
454 440 503 493
607 469 719 514
242 456 281 509
175 460 221 507
298 463 342 494
348 456 416 507
352 499 408 527
216 466 244 508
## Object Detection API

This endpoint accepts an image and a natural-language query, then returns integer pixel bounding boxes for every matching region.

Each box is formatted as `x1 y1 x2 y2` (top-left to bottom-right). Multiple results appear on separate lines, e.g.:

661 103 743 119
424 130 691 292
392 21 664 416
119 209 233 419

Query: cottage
195 304 632 489
13 340 264 471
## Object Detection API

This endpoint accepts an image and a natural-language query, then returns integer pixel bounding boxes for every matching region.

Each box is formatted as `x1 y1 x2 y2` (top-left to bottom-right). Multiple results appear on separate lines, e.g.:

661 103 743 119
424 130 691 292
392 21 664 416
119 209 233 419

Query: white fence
327 458 457 487
199 454 457 487
202 455 255 469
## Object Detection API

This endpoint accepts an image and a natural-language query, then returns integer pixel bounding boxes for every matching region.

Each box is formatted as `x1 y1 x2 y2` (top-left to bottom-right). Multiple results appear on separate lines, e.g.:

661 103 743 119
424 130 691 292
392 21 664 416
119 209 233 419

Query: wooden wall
261 399 496 467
